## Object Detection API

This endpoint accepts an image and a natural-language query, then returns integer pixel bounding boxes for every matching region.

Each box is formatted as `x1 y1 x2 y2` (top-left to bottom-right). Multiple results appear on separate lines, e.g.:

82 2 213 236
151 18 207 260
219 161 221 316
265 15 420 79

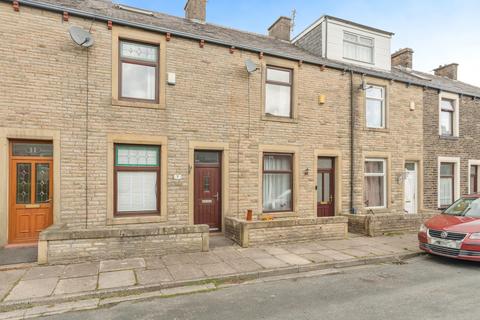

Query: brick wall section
294 24 323 56
423 89 480 210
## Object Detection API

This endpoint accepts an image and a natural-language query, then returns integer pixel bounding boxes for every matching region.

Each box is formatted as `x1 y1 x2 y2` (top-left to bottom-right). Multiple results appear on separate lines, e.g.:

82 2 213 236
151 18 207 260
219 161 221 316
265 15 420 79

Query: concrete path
36 255 479 320
0 233 421 319
0 247 37 266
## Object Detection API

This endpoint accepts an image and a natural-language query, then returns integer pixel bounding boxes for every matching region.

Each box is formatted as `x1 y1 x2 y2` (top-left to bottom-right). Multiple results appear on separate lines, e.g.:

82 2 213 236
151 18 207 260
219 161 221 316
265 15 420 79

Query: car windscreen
444 198 480 218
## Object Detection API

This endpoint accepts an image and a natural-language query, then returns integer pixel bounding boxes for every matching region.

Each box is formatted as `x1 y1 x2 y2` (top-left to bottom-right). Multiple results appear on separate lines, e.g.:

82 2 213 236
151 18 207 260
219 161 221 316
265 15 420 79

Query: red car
419 194 480 261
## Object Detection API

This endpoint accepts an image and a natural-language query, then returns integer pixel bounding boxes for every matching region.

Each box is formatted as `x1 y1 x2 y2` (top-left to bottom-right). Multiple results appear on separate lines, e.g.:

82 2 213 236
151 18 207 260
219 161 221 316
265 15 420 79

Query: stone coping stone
341 211 438 219
40 224 209 241
226 216 347 229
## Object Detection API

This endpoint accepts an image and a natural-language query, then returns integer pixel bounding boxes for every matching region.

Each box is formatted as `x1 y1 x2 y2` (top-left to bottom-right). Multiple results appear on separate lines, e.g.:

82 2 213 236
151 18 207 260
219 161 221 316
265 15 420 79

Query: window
265 66 292 117
119 40 159 102
366 86 385 128
263 153 293 212
440 99 454 136
343 32 374 63
114 144 160 215
471 165 479 194
364 159 386 208
439 162 454 207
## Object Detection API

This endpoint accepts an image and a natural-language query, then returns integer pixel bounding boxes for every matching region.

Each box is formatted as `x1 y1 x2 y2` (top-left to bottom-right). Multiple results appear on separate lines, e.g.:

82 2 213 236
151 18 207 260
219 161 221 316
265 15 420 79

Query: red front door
317 157 335 217
194 151 221 231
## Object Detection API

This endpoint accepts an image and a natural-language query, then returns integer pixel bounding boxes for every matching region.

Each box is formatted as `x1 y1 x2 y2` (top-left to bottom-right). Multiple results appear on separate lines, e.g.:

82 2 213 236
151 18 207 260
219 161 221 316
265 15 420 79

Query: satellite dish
69 26 94 48
245 59 258 74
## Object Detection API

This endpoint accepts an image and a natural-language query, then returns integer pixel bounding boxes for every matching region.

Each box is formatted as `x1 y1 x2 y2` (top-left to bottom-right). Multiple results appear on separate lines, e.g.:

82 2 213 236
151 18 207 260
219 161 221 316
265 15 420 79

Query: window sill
439 135 459 140
364 127 389 133
261 115 298 124
112 98 165 110
107 214 166 225
364 207 388 214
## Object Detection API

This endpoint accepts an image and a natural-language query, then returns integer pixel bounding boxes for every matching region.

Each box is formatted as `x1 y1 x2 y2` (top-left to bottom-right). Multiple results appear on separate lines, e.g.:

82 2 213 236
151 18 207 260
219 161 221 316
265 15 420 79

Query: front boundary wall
344 212 438 237
38 224 209 265
225 216 348 248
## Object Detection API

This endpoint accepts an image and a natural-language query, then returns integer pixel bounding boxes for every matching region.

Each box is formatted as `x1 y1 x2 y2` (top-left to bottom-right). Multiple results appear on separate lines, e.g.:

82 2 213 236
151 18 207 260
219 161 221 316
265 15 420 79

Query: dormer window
343 32 374 64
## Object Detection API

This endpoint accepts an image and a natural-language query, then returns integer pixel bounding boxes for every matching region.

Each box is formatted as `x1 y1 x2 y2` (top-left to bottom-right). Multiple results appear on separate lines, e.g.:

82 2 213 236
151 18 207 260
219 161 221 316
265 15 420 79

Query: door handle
213 192 219 200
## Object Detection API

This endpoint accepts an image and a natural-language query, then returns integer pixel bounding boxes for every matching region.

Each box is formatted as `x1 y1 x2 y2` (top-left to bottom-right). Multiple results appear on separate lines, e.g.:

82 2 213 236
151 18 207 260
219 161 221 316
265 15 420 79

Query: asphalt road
40 255 480 320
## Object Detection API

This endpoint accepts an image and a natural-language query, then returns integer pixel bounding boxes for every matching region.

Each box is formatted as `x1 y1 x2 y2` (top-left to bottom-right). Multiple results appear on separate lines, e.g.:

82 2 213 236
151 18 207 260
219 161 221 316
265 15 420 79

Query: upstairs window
365 86 385 128
440 98 455 136
265 66 292 118
343 32 374 64
120 40 159 102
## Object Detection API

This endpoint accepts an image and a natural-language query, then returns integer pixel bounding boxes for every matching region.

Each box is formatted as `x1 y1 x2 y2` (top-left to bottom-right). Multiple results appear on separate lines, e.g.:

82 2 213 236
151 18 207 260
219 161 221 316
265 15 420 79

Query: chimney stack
268 16 292 41
434 63 458 80
391 48 413 69
184 0 206 23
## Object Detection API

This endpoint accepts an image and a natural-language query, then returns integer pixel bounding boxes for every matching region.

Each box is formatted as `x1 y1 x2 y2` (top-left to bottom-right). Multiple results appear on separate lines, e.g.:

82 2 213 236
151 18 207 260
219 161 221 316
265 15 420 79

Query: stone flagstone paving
0 233 419 303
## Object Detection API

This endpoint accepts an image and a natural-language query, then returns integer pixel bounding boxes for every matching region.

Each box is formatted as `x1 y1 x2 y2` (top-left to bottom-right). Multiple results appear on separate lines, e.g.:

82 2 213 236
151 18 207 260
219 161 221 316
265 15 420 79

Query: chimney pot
184 0 206 23
268 16 291 41
434 63 458 80
391 48 413 69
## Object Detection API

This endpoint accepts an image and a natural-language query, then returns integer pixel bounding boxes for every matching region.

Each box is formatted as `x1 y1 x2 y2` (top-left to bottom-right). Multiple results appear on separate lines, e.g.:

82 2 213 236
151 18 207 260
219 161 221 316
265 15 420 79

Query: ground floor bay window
263 153 293 212
114 144 160 215
364 159 386 209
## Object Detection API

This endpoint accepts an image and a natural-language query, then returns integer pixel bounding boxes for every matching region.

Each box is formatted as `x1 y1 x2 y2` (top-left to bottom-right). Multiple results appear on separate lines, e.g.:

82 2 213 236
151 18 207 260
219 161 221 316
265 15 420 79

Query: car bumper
418 233 480 261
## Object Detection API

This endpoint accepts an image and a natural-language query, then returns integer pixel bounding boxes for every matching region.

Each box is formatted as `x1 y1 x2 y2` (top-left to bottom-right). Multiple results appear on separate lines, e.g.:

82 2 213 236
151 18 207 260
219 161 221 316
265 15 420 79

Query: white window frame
438 92 459 137
343 31 375 64
365 85 386 129
364 158 387 209
437 156 460 208
468 160 480 194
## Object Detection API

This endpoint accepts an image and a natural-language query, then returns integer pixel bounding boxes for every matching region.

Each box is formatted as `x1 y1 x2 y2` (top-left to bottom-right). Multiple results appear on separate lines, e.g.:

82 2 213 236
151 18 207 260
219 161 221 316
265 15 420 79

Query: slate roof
13 0 480 97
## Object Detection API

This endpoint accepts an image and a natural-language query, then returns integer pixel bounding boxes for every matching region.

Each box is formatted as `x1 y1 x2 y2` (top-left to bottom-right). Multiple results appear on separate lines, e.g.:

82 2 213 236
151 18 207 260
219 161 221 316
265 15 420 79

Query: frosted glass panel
366 99 383 128
116 146 159 167
117 172 157 212
120 42 158 62
267 68 290 83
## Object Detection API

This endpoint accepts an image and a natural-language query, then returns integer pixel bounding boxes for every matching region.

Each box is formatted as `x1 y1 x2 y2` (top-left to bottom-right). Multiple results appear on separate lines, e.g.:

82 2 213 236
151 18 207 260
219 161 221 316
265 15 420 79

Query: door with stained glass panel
317 157 335 217
9 141 53 244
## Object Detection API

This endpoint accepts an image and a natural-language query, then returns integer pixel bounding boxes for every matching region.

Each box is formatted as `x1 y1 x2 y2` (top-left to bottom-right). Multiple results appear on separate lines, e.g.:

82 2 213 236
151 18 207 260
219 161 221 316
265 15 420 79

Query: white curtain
440 177 453 206
117 171 157 212
263 156 292 211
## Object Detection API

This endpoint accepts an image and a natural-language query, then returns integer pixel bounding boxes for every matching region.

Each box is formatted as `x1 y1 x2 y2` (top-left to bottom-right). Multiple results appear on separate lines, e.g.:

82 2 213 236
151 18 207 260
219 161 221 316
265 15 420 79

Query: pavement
0 247 37 266
35 254 479 320
0 233 422 319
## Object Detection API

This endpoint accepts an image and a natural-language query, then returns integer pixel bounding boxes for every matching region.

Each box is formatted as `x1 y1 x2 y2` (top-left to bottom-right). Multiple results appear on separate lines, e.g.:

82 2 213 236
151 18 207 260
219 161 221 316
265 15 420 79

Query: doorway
194 151 222 231
8 141 54 244
317 157 335 217
404 162 418 214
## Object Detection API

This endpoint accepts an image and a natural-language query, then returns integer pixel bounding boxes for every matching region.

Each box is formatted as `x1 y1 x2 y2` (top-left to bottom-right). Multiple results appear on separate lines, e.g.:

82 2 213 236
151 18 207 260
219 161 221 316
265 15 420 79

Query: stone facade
423 89 480 211
1 1 478 262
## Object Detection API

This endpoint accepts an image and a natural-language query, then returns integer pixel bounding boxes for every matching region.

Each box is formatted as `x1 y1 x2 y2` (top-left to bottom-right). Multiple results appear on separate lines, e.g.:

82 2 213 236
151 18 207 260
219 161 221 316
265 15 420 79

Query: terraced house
1 0 479 264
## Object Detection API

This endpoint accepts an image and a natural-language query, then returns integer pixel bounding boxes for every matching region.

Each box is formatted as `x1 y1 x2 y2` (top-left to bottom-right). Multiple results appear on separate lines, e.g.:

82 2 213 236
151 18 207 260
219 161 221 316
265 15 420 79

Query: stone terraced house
1 0 480 264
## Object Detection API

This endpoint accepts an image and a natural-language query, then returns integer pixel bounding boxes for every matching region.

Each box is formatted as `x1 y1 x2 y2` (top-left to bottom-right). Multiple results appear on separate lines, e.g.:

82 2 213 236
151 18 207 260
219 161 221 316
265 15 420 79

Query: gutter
6 0 480 99
350 70 355 214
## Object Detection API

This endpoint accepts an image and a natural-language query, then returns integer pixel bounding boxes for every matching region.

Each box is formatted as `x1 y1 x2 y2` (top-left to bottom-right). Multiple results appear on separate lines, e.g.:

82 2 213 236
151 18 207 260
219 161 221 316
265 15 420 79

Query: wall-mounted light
304 168 310 176
409 101 415 111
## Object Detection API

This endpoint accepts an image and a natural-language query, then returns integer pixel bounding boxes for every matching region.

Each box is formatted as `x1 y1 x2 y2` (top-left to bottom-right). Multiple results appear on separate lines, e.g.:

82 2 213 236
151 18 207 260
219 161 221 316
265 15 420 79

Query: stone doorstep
0 251 424 315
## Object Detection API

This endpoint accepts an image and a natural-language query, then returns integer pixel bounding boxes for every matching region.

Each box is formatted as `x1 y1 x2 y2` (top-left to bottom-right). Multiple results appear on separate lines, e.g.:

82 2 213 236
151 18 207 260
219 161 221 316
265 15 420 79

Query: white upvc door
404 162 418 214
